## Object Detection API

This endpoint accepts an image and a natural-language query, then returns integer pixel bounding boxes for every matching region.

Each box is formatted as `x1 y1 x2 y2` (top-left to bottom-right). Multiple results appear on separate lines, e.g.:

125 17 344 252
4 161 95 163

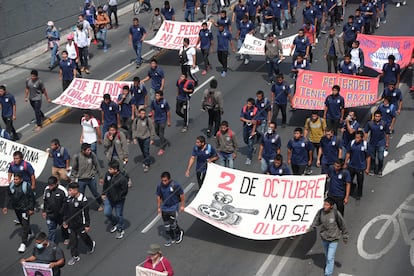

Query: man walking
117 85 135 142
101 93 120 139
47 138 71 185
265 33 283 85
0 85 18 140
310 197 349 276
323 85 345 135
25 70 52 132
323 27 344 73
129 18 147 68
132 108 156 172
103 124 129 166
216 121 238 169
95 5 110 52
216 24 236 77
108 0 119 29
271 74 291 127
287 127 313 175
63 182 96 266
197 22 213 75
317 128 342 174
102 160 128 239
42 176 69 244
80 110 102 155
202 79 223 138
185 136 218 188
59 51 77 92
71 143 104 211
8 151 36 191
157 171 185 246
150 91 171 156
326 159 351 216
176 73 195 132
179 38 198 86
141 58 165 101
258 121 281 173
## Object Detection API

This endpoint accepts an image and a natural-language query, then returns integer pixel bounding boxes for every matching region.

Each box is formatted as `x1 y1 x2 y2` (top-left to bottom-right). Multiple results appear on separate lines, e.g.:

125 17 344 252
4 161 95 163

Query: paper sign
136 266 168 276
238 34 295 56
22 262 53 276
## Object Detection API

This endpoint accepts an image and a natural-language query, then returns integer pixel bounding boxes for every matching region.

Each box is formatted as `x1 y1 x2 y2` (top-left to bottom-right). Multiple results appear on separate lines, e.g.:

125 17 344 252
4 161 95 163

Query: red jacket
142 256 174 276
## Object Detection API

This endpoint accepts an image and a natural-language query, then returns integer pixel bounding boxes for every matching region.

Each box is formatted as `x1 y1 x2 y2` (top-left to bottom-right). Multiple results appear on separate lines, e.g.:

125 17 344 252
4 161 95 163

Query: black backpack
178 46 189 65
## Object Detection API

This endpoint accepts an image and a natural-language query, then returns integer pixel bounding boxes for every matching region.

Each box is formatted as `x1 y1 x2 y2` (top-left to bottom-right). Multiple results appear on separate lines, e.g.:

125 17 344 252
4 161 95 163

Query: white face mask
267 128 273 134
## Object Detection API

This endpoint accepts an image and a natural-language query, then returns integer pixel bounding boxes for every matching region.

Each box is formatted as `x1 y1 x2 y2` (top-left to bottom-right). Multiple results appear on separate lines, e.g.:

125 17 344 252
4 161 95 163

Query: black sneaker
176 230 184 244
87 241 96 254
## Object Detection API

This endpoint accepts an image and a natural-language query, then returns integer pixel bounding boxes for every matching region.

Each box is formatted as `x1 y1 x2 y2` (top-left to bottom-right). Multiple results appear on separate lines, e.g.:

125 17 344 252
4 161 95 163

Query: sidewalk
0 3 134 76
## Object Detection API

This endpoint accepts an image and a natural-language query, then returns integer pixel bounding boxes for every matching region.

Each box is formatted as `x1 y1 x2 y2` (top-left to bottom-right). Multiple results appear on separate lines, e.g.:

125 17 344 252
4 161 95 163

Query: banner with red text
185 163 325 240
144 20 212 49
52 78 132 109
238 34 295 56
357 34 414 72
292 70 379 110
0 138 48 187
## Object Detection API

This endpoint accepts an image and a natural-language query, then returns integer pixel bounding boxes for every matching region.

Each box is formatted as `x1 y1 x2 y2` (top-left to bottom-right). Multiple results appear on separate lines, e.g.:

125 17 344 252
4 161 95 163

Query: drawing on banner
197 192 259 226
357 193 414 267
22 262 53 276
185 163 326 240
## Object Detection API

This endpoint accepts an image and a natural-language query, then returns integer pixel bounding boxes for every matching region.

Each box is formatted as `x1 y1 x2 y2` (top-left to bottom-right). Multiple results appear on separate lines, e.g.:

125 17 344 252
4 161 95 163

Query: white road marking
338 273 355 276
382 149 414 176
396 131 414 148
271 237 302 276
256 239 286 275
141 182 196 233
16 104 62 132
192 76 215 95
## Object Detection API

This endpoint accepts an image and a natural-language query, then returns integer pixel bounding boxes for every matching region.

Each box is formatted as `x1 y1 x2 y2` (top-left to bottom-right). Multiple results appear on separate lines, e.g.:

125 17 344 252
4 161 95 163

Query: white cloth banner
144 20 211 49
136 266 168 276
0 138 48 187
185 163 326 240
22 262 54 276
52 78 132 110
238 34 296 57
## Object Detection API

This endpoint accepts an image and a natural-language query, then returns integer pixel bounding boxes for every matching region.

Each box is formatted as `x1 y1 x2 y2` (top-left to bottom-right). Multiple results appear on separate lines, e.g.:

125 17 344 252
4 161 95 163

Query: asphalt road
0 1 413 275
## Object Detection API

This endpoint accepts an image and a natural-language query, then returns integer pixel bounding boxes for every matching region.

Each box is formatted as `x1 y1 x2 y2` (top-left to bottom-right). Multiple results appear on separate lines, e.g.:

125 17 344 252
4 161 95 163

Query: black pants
162 210 181 240
329 195 345 216
326 118 340 135
78 46 89 68
201 48 210 69
15 210 32 245
176 99 189 127
272 104 287 125
30 100 45 127
291 164 306 175
69 226 94 257
181 64 198 85
62 79 72 92
217 51 228 72
120 117 132 140
326 54 338 73
272 17 282 32
349 167 364 197
2 116 18 138
108 5 118 26
316 18 322 37
196 172 206 188
208 109 221 136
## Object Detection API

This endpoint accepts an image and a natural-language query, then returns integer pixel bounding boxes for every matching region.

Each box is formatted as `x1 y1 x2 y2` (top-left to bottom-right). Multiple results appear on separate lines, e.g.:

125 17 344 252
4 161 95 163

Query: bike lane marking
256 239 286 275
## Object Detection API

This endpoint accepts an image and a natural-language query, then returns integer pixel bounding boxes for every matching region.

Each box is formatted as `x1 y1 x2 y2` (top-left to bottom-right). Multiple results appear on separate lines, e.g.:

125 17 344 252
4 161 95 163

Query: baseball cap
67 34 74 40
47 21 54 26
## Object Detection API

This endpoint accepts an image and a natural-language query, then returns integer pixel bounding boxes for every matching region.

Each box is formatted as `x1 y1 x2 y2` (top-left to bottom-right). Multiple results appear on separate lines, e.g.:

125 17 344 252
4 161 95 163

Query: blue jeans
261 158 272 173
185 8 195 22
96 28 108 49
266 57 280 82
104 198 125 230
90 141 97 155
138 137 151 166
102 124 110 139
133 41 143 65
218 152 234 168
321 240 338 276
78 177 103 205
243 127 255 159
368 144 385 173
50 41 59 66
46 218 68 243
30 100 44 126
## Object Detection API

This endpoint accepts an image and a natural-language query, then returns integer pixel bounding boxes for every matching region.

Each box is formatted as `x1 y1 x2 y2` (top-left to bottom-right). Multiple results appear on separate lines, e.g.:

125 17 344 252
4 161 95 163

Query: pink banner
292 70 379 110
358 34 414 72
52 78 132 110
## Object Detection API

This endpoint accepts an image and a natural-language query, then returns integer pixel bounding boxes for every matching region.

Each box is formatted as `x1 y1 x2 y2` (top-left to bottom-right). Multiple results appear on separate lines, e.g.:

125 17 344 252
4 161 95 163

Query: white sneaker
240 54 244 60
28 232 35 240
18 243 26 253
244 59 249 65
396 2 400 7
402 1 406 5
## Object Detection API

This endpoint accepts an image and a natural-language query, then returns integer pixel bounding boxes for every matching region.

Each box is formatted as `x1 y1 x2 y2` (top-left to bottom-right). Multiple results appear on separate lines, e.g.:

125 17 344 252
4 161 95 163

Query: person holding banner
3 173 35 253
21 232 65 276
216 24 236 77
141 58 165 101
309 197 349 276
0 85 19 141
258 121 281 173
287 127 314 175
264 32 283 85
267 154 291 175
270 74 291 127
197 22 213 75
338 54 357 75
240 98 258 165
101 93 120 139
157 172 185 247
237 15 256 65
185 136 219 187
343 130 370 200
8 151 36 191
129 18 147 69
317 128 342 174
323 85 345 135
216 121 238 169
142 243 174 275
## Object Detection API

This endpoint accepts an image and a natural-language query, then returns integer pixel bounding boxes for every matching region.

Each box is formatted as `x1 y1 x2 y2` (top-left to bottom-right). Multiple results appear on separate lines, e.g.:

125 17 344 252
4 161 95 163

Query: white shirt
81 117 99 143
75 29 89 48
180 46 196 66
109 0 118 5
350 48 361 68
66 42 77 59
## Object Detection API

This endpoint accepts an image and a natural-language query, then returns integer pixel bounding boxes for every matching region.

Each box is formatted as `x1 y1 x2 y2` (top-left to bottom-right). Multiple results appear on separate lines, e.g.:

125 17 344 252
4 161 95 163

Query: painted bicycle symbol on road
357 194 414 266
